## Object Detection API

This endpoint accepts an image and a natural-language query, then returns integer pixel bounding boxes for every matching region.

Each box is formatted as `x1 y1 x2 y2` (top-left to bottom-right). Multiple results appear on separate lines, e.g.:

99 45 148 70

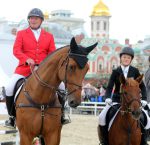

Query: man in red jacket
3 8 69 128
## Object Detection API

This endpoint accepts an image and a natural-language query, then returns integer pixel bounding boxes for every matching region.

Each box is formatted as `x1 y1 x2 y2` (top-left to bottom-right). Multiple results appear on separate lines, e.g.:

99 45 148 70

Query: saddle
106 104 120 130
13 78 25 97
105 104 147 131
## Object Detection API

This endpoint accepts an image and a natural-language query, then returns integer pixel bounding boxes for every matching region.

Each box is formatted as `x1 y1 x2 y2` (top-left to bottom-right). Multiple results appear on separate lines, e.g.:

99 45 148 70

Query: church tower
90 0 111 39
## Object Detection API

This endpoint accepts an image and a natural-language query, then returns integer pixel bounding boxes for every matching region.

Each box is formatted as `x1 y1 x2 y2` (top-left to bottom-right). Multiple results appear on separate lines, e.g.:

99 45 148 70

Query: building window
67 27 70 31
103 21 107 31
99 64 102 71
97 21 100 30
91 22 93 31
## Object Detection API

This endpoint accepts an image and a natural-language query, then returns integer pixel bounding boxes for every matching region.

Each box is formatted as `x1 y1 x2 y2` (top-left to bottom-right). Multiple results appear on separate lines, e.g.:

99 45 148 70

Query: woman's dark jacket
104 66 147 103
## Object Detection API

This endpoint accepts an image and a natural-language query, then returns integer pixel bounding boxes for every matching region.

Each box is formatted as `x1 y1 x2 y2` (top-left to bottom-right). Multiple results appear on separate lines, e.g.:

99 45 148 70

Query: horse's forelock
126 78 139 87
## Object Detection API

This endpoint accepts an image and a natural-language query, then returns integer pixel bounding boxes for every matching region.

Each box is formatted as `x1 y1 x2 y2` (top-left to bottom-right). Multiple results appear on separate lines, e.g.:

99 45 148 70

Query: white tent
0 66 9 114
0 65 9 87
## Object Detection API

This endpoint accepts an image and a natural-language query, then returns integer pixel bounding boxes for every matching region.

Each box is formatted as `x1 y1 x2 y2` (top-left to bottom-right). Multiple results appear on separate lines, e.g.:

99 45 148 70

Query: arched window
97 21 100 30
91 21 93 31
99 64 102 71
112 65 116 69
103 21 107 31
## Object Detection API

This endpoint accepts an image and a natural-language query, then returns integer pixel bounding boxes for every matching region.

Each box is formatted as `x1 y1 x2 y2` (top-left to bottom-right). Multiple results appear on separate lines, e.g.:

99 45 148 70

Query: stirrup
61 115 71 125
4 117 16 129
62 119 71 125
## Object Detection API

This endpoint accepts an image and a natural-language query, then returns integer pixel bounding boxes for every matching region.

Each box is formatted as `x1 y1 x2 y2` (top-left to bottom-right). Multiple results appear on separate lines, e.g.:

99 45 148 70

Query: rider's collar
30 27 41 34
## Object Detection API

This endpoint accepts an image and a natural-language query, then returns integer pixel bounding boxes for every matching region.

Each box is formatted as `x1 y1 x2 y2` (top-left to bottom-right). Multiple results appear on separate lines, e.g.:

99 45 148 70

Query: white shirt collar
121 65 130 78
31 28 41 33
31 28 41 41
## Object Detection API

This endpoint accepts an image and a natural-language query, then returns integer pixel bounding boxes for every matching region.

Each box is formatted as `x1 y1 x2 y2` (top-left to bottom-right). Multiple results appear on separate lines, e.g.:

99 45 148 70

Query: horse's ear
85 42 98 54
70 37 78 50
119 74 126 85
136 74 143 84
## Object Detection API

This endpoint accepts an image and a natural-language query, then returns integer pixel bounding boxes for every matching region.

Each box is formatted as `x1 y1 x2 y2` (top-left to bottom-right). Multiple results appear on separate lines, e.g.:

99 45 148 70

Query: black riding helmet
27 8 44 20
120 47 134 59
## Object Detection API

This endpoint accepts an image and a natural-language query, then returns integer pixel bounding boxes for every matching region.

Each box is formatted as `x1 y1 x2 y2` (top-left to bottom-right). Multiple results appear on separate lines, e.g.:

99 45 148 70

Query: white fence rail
68 102 106 116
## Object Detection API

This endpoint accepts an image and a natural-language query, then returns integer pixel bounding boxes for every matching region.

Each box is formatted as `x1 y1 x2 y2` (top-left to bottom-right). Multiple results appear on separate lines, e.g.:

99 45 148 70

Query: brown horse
109 75 143 145
15 37 97 145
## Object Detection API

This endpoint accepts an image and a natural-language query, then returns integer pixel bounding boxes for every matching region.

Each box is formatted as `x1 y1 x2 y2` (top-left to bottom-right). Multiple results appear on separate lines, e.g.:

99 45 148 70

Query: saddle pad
142 108 150 129
108 108 120 131
14 84 24 102
107 107 150 130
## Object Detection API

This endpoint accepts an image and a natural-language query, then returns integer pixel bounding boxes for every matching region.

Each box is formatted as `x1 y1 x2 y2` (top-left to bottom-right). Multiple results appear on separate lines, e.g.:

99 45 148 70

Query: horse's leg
44 127 62 145
19 132 33 145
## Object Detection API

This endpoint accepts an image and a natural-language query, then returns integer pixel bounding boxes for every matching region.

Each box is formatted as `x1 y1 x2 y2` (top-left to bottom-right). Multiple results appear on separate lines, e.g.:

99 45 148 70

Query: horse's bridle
29 53 83 98
62 54 83 96
120 85 142 114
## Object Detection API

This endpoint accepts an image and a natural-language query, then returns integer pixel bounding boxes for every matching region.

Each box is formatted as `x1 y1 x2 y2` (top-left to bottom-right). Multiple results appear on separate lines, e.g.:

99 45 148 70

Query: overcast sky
1 0 150 44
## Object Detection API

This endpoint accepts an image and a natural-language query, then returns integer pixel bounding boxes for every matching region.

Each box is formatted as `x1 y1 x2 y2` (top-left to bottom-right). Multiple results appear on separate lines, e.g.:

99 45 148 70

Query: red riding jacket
13 27 56 77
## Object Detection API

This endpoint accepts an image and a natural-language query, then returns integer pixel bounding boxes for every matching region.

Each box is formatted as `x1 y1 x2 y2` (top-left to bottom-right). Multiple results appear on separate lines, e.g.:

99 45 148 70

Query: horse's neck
38 58 60 86
26 47 68 97
37 48 68 87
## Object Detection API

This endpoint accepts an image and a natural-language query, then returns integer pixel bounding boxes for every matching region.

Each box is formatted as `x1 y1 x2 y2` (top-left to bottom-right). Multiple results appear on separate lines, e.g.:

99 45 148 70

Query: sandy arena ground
60 114 99 145
0 114 149 145
0 114 99 145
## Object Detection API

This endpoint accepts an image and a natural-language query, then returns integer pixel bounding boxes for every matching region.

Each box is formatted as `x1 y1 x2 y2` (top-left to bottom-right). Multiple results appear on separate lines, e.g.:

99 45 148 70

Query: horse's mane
40 45 70 66
126 78 139 87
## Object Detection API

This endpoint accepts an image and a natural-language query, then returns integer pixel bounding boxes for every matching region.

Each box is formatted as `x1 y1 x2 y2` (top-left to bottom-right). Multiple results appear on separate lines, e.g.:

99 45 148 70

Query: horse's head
119 74 143 120
58 37 98 108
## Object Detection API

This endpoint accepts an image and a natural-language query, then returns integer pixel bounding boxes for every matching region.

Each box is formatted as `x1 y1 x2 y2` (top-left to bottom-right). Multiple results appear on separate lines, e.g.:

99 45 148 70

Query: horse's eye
68 65 76 72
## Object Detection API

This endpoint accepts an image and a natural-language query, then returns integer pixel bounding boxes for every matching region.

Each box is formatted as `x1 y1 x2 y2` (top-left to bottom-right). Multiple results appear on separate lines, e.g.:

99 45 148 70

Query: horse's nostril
69 100 78 108
70 101 74 105
132 109 141 120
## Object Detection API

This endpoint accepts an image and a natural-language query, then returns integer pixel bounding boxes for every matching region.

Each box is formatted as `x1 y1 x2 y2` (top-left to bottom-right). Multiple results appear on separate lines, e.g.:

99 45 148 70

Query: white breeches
98 103 150 130
98 102 118 126
4 74 25 96
0 73 65 100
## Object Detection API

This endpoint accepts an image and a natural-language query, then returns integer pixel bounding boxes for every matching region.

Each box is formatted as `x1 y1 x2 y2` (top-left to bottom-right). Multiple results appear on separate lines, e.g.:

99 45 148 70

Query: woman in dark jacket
97 47 148 145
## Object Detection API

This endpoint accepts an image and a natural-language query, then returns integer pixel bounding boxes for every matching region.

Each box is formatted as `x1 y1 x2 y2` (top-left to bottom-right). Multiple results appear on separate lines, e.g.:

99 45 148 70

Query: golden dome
44 11 49 20
91 0 111 16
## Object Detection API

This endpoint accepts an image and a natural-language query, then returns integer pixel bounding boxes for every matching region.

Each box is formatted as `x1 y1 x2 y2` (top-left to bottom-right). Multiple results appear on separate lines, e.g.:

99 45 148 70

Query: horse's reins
31 55 82 97
31 65 56 90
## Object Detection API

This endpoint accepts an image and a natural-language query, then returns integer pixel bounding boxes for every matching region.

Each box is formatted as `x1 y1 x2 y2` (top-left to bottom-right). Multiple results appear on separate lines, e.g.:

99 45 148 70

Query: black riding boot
58 92 70 125
97 125 108 145
140 128 149 145
5 96 16 128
